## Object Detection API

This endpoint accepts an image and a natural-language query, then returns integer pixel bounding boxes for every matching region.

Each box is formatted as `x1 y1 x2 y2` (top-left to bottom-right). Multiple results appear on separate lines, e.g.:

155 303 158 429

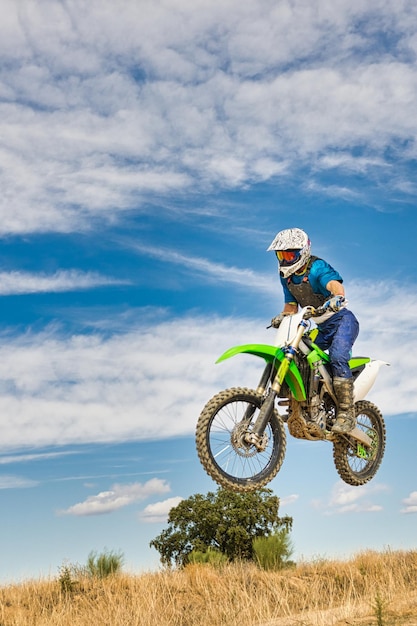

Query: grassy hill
1 549 416 625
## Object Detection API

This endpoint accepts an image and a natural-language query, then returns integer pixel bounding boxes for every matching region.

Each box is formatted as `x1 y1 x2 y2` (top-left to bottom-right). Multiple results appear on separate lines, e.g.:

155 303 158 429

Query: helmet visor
276 249 301 265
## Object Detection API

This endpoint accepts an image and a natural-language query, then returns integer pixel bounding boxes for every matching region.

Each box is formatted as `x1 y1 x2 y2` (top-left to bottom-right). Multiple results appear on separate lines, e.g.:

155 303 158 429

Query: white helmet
267 228 311 278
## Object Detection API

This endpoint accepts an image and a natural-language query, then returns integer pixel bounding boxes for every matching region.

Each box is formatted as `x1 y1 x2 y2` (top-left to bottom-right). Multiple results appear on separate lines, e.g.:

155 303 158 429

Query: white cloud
0 279 414 452
346 282 417 414
139 496 184 523
318 481 389 514
280 494 299 507
317 153 387 174
133 243 274 294
59 477 171 516
0 450 78 464
0 1 417 233
0 270 128 295
0 315 268 450
0 474 38 489
401 491 417 514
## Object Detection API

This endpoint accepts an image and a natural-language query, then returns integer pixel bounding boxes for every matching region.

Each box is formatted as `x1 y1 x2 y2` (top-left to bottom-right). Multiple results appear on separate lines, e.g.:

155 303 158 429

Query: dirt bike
196 306 388 493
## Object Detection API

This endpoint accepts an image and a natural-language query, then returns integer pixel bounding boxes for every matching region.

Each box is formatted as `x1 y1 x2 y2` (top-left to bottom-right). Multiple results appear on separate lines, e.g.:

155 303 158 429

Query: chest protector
285 256 328 308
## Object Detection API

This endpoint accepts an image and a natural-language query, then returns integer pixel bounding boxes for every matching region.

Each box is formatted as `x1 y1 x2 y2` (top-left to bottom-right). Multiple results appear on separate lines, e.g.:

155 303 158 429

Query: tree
150 487 292 567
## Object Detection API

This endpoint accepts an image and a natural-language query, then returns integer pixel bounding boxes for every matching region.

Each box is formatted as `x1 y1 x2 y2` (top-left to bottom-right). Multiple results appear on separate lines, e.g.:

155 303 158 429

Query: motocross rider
268 227 359 434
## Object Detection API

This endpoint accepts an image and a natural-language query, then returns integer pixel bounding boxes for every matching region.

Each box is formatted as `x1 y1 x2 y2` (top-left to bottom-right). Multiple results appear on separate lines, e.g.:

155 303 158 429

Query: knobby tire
333 400 386 486
195 387 286 493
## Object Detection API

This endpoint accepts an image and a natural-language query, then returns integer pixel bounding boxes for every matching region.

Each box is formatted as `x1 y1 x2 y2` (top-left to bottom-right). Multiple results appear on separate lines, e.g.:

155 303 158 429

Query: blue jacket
280 257 343 305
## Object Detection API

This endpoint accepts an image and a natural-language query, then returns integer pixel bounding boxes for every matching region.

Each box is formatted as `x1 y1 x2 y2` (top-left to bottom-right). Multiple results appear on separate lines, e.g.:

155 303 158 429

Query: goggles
275 249 301 264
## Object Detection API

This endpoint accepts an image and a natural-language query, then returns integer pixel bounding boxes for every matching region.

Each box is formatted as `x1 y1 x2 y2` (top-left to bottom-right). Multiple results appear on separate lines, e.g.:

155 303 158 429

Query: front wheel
195 387 286 492
333 400 386 486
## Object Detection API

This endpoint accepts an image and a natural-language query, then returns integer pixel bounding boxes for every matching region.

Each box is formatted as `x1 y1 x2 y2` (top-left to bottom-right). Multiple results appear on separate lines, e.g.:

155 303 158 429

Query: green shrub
372 590 390 626
58 562 77 595
86 549 124 579
253 530 294 571
187 548 229 566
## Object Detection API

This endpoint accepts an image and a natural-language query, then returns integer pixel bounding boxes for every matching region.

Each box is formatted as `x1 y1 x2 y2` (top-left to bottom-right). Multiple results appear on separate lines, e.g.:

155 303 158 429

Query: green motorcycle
196 306 388 493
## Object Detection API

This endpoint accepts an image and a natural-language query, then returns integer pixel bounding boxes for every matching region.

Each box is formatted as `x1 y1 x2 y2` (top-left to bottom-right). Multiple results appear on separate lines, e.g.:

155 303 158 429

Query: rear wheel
196 387 286 492
333 400 386 486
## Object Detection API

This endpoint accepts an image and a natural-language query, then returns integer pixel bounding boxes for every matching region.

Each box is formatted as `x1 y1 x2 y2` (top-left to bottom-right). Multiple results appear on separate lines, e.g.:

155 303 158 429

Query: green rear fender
216 343 306 401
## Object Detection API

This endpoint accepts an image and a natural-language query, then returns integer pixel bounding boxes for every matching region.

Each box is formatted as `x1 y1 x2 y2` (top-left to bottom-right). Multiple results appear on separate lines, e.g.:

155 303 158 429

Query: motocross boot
332 377 356 433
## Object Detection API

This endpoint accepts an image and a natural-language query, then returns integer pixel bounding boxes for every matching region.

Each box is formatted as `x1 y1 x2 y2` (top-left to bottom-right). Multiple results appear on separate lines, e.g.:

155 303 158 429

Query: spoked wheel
333 400 386 486
196 387 286 492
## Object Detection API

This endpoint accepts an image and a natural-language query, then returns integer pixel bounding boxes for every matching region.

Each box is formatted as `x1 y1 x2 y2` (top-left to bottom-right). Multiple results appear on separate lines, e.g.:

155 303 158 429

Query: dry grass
1 549 417 626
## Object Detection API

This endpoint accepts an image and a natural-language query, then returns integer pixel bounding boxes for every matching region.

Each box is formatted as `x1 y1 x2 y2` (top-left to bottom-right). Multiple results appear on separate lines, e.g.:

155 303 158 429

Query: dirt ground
257 592 417 626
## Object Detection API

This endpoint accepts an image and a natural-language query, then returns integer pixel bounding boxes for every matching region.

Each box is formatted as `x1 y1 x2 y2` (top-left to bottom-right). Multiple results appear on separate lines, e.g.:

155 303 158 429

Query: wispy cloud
1 2 417 234
0 475 38 489
305 180 362 201
133 243 274 293
315 481 389 515
280 494 299 507
59 478 171 516
0 281 414 452
0 270 128 295
0 315 268 450
0 450 79 464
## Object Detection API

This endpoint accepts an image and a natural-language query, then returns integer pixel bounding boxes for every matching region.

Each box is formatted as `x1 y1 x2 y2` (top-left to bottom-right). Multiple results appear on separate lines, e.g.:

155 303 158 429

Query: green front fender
216 343 306 402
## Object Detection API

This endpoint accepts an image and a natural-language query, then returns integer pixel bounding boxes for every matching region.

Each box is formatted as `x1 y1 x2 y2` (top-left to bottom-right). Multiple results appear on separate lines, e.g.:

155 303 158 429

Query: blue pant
315 309 359 378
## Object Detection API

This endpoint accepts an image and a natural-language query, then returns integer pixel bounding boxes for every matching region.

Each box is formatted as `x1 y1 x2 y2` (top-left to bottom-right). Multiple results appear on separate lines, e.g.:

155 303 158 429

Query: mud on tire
195 387 286 493
333 400 386 486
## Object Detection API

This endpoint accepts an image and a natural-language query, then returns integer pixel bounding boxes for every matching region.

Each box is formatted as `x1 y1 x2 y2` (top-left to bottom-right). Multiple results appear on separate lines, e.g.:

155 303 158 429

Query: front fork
239 362 273 425
244 320 309 450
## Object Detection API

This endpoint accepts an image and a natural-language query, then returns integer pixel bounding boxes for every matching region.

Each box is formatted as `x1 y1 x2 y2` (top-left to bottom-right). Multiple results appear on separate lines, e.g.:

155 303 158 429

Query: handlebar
302 305 324 319
304 296 346 319
267 306 320 329
268 298 345 328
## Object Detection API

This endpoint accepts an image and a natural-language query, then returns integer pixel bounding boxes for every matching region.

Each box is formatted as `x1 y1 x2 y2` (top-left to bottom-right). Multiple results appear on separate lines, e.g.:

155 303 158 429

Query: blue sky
1 0 417 582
